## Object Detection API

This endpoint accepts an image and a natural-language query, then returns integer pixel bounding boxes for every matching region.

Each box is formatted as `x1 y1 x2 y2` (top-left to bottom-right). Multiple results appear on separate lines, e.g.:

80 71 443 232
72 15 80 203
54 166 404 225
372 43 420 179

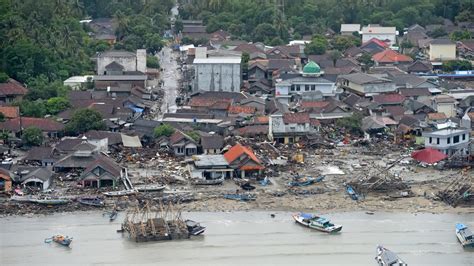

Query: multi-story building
422 128 470 156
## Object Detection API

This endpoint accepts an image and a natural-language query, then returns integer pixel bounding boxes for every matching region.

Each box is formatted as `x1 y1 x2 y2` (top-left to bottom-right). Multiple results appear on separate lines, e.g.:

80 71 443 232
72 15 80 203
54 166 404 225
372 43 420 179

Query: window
453 135 459 144
447 137 450 144
311 85 316 91
462 134 466 141
177 147 184 154
429 137 432 144
296 85 301 91
305 85 310 91
290 85 295 92
437 138 440 144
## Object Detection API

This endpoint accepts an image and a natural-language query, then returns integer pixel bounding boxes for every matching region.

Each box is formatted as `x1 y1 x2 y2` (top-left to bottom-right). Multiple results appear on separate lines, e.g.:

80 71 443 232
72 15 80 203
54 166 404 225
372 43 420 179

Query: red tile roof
0 106 20 118
254 116 269 124
310 118 321 126
0 79 28 96
372 49 413 63
189 97 232 108
228 105 256 114
373 93 406 105
300 101 330 109
362 38 389 48
0 117 65 132
384 105 406 118
224 143 263 168
427 112 447 120
283 112 310 124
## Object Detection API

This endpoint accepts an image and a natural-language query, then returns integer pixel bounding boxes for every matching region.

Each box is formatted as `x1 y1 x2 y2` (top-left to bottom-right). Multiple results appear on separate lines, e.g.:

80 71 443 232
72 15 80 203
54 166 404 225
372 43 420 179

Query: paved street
157 46 179 118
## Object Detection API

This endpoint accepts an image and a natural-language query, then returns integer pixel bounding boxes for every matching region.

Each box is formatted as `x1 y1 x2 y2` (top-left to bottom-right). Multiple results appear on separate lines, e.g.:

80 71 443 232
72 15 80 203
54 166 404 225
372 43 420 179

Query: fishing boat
224 193 256 201
375 245 407 266
34 198 70 205
292 213 342 233
288 176 315 187
185 219 206 236
103 189 137 197
192 177 224 185
346 185 359 200
455 223 474 247
44 235 73 247
134 184 166 192
78 197 104 207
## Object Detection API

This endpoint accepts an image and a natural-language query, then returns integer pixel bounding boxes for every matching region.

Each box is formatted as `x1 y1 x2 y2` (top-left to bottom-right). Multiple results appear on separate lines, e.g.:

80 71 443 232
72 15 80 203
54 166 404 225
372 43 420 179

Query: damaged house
224 143 264 178
79 155 123 188
269 112 320 144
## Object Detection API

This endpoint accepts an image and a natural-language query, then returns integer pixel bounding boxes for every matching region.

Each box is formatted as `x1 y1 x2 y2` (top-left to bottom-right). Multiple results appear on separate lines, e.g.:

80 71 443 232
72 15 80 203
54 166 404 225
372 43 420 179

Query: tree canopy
154 124 175 138
22 127 44 146
65 109 106 135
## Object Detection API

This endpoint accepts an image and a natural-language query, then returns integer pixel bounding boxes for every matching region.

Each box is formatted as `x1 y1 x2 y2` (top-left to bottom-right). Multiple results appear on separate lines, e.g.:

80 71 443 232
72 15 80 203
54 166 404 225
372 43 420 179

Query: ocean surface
0 211 473 265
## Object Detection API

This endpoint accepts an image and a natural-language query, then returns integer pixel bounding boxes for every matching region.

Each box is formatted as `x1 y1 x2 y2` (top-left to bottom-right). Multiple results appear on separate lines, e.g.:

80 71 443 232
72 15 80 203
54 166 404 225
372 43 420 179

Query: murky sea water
0 211 473 265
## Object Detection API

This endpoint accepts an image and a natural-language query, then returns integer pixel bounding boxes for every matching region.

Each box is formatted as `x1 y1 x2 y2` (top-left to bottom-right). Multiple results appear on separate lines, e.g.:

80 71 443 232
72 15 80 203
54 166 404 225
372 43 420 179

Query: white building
269 112 319 144
97 50 146 75
361 25 397 45
63 75 93 90
432 95 457 118
340 24 361 35
193 57 242 92
422 128 470 156
275 61 338 105
338 72 396 96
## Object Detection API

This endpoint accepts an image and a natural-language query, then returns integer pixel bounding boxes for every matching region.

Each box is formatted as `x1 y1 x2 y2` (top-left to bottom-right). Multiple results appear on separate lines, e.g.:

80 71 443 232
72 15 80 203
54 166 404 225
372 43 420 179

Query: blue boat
292 213 342 233
456 223 474 248
315 176 325 182
346 185 359 200
224 194 256 201
288 177 315 187
45 235 73 247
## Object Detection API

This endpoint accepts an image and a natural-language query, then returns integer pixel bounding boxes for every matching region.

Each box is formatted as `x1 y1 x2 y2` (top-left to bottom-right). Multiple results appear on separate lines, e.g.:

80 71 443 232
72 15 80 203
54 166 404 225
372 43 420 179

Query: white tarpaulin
121 134 142 148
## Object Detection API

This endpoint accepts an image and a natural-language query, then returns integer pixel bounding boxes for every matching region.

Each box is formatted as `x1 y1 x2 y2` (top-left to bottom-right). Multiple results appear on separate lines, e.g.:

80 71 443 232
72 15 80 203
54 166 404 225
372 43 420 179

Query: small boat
455 223 474 248
103 189 137 197
192 177 224 185
134 184 166 192
34 198 70 205
288 177 315 187
224 193 256 201
260 177 269 186
292 213 342 233
10 195 35 202
45 235 73 247
315 176 325 182
109 210 118 221
241 183 256 191
375 245 407 266
346 185 359 200
78 197 104 207
185 219 206 236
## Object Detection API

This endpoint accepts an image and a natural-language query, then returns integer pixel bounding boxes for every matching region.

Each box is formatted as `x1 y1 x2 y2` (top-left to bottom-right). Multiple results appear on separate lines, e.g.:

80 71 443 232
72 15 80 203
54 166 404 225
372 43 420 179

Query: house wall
97 56 137 75
434 103 456 118
423 131 470 156
275 81 337 98
269 114 316 141
362 34 396 44
194 63 241 92
249 67 266 80
204 148 221 154
136 49 147 73
429 44 456 61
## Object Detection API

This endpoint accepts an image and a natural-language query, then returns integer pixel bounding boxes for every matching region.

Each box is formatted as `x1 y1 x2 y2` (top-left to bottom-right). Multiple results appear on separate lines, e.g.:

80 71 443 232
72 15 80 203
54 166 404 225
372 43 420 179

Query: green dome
303 61 321 74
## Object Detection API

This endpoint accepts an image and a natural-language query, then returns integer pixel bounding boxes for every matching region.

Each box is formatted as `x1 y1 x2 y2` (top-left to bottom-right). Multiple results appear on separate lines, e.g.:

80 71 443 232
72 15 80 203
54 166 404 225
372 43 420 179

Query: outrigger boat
134 184 166 192
346 185 359 200
192 177 224 185
44 235 73 247
455 223 474 248
78 197 104 207
288 176 315 187
292 213 342 233
224 193 256 201
185 219 206 236
103 189 137 197
34 198 70 205
375 245 407 266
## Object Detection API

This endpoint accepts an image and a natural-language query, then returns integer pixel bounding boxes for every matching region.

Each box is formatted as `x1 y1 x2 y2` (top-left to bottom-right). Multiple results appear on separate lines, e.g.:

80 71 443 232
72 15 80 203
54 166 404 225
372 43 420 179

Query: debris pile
437 168 473 207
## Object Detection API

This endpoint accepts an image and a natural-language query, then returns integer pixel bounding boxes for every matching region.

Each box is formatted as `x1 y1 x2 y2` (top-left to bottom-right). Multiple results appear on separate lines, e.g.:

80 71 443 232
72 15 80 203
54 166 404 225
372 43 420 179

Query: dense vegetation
179 0 473 43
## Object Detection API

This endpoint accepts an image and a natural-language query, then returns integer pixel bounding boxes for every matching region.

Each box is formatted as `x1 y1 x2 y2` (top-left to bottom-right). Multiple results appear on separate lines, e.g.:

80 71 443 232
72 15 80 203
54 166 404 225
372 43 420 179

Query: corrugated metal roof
94 75 147 81
193 57 241 64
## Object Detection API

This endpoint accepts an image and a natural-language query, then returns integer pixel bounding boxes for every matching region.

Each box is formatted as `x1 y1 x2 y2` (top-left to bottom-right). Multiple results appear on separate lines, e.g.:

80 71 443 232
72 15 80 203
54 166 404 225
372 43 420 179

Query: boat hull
292 214 342 233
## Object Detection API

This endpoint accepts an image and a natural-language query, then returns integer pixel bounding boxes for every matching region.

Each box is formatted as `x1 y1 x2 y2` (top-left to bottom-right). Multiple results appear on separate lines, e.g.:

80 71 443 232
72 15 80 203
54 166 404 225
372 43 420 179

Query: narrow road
158 46 179 117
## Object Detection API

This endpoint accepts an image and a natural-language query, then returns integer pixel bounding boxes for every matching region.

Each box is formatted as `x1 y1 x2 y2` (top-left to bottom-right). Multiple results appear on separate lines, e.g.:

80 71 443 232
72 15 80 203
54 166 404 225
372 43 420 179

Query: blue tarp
130 107 144 113
300 213 314 219
456 223 467 231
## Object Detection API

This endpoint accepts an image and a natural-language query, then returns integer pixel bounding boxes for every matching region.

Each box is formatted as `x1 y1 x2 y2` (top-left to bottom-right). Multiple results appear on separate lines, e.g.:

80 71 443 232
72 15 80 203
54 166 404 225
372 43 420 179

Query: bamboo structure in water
121 201 189 242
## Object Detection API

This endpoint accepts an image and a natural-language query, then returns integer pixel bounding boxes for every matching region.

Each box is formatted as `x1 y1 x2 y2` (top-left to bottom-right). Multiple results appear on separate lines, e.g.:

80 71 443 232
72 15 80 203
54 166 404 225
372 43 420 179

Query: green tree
357 53 374 72
336 113 363 135
147 55 160 68
154 124 175 138
18 100 46 117
186 131 200 142
328 50 342 67
331 36 358 51
0 73 9 83
46 97 70 115
450 31 472 41
428 27 447 38
22 127 44 146
0 112 5 122
269 37 284 46
304 35 328 55
442 60 472 72
65 109 106 135
252 23 277 43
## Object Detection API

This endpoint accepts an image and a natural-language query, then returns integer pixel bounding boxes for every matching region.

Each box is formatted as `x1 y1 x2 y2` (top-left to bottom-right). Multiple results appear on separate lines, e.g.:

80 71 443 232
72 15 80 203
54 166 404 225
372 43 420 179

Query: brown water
0 211 473 265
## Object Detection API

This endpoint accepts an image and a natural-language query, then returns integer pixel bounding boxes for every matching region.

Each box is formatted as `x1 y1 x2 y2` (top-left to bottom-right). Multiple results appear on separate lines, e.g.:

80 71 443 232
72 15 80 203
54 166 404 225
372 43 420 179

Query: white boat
134 184 166 192
103 189 137 197
292 213 342 233
375 245 407 266
456 223 474 248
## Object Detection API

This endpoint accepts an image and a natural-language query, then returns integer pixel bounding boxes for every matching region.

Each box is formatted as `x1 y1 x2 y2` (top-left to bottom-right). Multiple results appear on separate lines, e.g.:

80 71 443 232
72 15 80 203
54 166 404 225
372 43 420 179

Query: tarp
121 134 142 148
411 148 447 164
